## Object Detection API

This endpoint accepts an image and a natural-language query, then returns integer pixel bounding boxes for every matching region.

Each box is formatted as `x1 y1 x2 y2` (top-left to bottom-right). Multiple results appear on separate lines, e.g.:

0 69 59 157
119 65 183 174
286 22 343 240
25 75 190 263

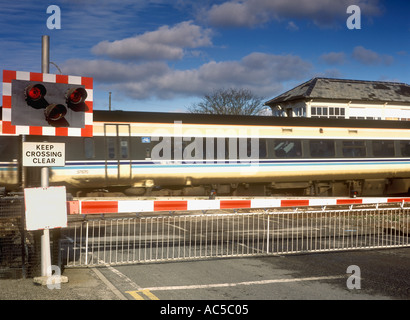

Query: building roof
265 77 410 106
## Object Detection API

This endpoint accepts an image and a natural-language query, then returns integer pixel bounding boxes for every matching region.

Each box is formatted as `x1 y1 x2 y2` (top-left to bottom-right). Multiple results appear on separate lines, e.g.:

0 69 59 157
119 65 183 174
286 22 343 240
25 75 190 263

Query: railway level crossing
60 197 410 268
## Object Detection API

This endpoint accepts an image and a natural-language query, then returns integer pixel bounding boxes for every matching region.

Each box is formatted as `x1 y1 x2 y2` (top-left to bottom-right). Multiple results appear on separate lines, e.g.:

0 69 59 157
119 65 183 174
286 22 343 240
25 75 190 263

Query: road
93 247 410 301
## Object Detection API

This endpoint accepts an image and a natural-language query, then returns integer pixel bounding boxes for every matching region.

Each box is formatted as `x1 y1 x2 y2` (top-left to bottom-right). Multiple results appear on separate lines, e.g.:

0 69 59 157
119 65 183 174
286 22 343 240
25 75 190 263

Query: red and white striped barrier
67 197 410 215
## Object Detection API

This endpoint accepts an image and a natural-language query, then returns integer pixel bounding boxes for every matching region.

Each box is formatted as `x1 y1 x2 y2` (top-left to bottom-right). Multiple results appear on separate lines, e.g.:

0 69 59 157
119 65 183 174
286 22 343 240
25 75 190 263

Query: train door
104 124 131 186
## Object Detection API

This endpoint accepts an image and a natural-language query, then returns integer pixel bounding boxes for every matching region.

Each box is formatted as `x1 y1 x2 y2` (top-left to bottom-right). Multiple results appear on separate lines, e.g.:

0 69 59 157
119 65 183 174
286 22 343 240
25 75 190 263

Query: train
1 109 410 198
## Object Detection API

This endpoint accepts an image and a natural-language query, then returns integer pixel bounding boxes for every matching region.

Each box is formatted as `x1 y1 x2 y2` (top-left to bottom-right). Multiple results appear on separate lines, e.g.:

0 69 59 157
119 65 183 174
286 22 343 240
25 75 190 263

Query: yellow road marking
125 291 145 300
141 289 160 300
126 289 160 300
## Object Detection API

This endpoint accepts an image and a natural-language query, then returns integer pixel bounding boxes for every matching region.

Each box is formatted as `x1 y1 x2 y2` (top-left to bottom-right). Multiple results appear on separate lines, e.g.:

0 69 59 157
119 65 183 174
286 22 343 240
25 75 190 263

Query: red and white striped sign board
67 197 410 215
2 70 93 137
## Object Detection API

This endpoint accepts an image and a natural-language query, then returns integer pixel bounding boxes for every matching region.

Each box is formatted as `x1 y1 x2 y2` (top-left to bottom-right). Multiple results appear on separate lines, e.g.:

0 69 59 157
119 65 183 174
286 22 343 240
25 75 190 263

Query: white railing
61 207 410 267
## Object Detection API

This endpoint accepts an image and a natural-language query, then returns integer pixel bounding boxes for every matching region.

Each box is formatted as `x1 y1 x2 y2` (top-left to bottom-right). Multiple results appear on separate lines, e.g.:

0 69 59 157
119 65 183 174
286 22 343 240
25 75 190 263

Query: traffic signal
13 79 88 127
2 70 93 137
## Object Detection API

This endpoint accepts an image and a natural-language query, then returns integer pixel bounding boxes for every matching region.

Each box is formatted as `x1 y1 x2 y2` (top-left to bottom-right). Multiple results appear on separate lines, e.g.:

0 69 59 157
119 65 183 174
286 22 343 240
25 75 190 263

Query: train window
84 138 95 159
183 137 203 161
259 139 267 158
372 140 394 157
0 139 10 161
309 140 335 158
400 141 410 157
151 137 171 160
237 138 264 159
0 137 19 161
342 140 366 157
120 139 129 159
107 138 116 159
274 140 302 158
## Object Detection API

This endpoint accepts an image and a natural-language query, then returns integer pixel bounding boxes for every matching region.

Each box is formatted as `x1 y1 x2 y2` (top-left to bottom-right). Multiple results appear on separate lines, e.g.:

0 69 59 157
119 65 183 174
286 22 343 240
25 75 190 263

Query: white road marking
100 261 142 290
143 275 345 292
95 261 345 300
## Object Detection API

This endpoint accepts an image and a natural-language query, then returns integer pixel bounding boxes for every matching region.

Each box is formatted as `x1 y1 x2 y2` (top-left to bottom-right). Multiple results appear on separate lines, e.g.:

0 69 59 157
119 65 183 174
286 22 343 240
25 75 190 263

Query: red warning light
44 104 67 121
66 87 87 105
25 84 46 101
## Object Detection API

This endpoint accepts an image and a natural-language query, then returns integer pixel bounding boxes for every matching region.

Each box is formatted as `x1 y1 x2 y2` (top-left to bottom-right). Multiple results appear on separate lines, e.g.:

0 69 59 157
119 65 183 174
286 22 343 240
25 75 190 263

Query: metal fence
0 197 26 278
61 206 410 267
0 196 54 279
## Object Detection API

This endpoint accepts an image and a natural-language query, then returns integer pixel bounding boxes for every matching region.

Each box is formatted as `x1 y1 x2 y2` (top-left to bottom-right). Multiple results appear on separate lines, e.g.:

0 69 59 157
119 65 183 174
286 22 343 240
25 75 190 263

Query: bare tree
187 88 266 116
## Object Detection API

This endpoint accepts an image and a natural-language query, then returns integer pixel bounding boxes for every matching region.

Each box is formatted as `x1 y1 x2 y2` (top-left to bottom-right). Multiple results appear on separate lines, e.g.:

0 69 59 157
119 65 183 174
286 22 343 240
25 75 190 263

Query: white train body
1 110 410 197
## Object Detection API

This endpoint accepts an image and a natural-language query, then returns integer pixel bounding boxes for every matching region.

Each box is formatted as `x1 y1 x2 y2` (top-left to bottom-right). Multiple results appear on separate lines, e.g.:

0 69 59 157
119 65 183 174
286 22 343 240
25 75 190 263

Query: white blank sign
24 186 67 231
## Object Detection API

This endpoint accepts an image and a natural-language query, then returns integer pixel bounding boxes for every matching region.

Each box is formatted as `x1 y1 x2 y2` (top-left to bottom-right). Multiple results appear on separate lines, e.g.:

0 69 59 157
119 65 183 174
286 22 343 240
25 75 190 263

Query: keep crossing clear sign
23 142 65 167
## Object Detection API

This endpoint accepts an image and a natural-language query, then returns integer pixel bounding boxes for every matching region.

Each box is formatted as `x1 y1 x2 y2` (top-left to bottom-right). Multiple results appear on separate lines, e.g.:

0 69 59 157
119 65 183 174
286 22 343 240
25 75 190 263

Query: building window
311 106 345 119
350 116 381 120
293 107 306 117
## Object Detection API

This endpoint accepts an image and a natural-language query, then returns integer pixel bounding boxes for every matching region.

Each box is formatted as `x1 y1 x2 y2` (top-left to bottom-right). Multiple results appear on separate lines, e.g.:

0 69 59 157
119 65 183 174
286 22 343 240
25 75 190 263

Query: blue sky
1 0 409 113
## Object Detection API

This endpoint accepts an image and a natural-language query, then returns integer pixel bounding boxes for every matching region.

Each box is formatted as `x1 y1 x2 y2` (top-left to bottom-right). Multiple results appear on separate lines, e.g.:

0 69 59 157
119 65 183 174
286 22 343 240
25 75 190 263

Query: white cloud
314 69 344 79
286 21 299 31
62 52 312 100
62 59 170 83
352 46 394 65
320 52 346 65
200 1 262 27
91 20 213 61
202 0 382 28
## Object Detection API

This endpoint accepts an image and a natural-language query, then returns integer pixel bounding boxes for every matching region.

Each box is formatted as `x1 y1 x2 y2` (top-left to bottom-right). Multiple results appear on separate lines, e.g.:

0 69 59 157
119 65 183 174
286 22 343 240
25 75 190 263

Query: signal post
1 36 93 285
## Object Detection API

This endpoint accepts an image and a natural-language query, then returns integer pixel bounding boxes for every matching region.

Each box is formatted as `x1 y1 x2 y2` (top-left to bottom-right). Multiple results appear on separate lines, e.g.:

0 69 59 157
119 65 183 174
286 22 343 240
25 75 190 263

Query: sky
1 0 409 113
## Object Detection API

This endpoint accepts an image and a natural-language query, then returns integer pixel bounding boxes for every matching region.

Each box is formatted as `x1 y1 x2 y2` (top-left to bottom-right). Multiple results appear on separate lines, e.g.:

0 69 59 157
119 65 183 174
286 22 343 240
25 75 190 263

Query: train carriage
1 110 410 197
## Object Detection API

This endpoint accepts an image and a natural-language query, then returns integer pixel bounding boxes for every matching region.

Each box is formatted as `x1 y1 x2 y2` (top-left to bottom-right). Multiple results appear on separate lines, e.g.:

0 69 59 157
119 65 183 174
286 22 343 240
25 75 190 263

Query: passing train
1 109 410 197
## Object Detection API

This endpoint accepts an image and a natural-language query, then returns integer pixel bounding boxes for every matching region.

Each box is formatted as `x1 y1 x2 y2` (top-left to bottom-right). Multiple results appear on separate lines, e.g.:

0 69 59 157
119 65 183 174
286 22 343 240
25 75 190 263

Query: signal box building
265 77 410 120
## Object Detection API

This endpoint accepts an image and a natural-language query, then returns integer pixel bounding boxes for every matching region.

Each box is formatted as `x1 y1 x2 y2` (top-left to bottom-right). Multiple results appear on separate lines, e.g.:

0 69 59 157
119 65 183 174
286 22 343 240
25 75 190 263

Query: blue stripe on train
47 158 410 170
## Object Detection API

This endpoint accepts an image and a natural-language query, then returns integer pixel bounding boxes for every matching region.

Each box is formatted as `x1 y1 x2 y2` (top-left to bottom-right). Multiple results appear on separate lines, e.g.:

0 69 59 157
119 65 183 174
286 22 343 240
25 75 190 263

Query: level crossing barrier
61 205 410 267
67 196 410 215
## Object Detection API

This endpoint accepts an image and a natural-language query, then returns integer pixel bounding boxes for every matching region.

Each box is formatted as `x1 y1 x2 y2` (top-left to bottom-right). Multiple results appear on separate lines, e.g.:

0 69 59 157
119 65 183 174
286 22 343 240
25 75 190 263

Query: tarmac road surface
0 248 409 301
94 248 410 300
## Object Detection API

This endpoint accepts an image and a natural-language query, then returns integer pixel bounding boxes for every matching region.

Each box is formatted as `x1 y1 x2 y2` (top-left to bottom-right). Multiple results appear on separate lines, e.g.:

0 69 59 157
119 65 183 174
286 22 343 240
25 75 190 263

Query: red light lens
45 104 67 121
26 84 46 101
67 88 87 105
28 87 41 100
70 90 83 103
